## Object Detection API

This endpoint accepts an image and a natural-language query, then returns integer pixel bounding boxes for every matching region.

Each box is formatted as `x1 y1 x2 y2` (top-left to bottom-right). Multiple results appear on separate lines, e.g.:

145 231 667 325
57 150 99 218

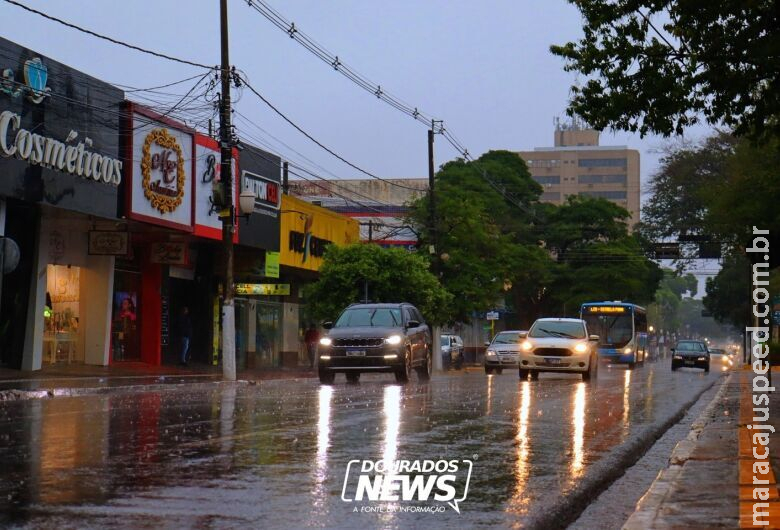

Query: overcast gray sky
0 0 711 195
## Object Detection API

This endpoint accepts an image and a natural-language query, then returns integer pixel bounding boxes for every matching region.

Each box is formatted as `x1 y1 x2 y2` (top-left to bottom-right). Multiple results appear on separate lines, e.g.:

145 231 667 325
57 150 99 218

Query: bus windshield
581 313 633 348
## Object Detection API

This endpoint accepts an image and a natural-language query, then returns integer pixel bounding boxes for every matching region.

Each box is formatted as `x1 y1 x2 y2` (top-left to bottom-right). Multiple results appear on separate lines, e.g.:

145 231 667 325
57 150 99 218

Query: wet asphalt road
0 360 724 529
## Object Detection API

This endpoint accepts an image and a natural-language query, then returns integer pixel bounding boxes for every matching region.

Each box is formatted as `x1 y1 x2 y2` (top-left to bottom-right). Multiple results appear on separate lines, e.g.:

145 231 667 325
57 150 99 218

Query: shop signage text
150 242 188 265
88 231 129 256
0 110 123 185
234 283 290 296
242 171 280 212
289 230 331 259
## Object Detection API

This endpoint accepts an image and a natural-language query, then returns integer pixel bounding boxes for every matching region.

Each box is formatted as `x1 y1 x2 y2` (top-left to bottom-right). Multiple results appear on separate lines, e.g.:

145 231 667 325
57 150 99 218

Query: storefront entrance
111 270 141 362
236 299 282 368
44 265 82 364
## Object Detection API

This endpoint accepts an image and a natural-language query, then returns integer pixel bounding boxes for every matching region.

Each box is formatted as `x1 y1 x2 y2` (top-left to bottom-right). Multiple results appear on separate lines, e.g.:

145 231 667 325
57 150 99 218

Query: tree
551 1 780 138
704 253 751 330
407 150 549 323
647 269 698 333
303 243 452 325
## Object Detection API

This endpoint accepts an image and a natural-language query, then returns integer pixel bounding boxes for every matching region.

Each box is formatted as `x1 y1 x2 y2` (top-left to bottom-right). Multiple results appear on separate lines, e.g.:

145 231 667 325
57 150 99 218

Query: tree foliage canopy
303 243 452 325
551 1 780 138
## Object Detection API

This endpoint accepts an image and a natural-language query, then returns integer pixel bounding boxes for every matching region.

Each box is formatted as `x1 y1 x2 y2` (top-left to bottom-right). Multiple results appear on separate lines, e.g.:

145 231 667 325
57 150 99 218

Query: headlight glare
385 335 402 345
623 347 632 354
486 350 497 357
521 341 533 351
574 343 587 353
319 337 332 346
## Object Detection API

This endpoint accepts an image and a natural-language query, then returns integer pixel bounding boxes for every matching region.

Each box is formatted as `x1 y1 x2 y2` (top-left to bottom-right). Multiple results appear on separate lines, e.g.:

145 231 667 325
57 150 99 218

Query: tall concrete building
517 124 641 226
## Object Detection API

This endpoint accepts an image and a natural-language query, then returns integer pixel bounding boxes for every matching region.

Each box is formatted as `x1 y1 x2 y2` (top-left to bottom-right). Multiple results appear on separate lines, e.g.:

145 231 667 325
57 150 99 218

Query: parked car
516 318 600 381
317 303 433 384
441 334 464 369
484 330 526 374
708 348 734 372
671 340 710 372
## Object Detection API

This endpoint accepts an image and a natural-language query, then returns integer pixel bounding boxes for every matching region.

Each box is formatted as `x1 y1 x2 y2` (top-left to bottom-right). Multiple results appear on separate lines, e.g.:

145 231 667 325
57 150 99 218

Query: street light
238 189 255 217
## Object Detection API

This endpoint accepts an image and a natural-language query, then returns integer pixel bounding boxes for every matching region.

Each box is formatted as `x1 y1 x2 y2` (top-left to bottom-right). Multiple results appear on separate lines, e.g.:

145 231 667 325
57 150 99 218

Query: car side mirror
519 332 528 339
322 321 333 330
484 341 491 347
406 320 420 329
589 334 599 342
670 348 676 354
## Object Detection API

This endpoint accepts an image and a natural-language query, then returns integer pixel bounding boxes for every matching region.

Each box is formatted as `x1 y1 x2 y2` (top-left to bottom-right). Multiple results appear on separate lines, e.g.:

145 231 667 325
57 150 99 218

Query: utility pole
219 0 236 381
428 122 442 373
282 161 289 195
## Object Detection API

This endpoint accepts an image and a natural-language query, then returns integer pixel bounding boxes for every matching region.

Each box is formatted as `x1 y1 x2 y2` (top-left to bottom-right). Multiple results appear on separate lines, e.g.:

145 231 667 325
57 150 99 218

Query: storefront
278 195 360 367
233 144 283 369
0 37 125 371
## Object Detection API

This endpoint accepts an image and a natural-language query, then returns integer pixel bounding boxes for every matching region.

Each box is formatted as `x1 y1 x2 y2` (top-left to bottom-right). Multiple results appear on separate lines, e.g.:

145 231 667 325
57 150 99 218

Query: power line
238 74 422 191
2 0 214 70
246 0 444 132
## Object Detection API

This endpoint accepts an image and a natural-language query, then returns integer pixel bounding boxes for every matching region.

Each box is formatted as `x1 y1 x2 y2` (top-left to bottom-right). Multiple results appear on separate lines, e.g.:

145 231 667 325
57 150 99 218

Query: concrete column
81 254 115 365
22 223 46 371
432 325 442 372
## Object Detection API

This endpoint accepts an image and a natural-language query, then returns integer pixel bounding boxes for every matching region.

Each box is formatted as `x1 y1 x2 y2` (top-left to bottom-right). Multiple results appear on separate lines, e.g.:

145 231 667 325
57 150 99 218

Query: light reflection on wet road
0 362 720 529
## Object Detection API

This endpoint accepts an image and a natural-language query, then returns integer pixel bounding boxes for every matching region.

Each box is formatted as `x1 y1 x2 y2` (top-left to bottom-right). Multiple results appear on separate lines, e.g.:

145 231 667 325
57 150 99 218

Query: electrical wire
238 74 422 191
2 0 214 70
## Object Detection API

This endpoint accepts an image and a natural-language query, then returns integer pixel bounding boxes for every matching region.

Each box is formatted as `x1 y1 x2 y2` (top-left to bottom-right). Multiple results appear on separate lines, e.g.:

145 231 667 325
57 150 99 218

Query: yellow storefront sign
280 195 359 271
234 283 291 296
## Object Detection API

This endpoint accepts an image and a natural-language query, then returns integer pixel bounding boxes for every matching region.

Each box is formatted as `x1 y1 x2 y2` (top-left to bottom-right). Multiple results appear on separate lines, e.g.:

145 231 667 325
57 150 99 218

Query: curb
0 379 252 402
524 375 721 530
622 374 731 529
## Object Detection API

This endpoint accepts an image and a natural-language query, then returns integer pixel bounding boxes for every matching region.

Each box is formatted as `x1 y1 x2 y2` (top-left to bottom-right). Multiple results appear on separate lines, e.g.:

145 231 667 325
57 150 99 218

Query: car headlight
574 343 588 353
697 356 707 361
673 354 683 360
623 347 632 354
521 341 533 351
319 337 332 346
385 335 402 345
486 350 497 357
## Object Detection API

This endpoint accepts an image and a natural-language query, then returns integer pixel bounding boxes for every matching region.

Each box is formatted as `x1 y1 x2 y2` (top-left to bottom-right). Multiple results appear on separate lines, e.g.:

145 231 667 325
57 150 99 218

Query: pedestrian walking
180 306 192 366
304 324 320 369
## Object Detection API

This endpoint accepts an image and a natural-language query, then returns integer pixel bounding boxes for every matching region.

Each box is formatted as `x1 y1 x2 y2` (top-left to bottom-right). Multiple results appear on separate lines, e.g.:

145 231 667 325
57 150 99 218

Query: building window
579 191 628 200
541 191 561 201
578 174 627 184
578 158 628 168
526 159 561 169
533 175 560 185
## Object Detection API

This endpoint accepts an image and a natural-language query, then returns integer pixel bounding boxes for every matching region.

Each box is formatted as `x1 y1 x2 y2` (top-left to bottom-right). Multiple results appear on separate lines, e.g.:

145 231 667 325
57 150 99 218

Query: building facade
517 126 641 226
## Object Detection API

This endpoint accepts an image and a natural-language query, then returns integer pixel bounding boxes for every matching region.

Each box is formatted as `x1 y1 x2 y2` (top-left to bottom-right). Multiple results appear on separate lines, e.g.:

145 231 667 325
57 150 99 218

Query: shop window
44 265 81 364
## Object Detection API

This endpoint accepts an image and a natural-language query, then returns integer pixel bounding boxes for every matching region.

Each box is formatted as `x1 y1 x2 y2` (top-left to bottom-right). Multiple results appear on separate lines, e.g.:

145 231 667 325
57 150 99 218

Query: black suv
317 303 433 384
671 340 710 372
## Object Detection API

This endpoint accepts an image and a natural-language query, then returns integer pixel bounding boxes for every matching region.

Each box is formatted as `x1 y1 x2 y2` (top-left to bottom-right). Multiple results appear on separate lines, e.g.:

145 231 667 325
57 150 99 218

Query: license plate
685 360 694 365
546 358 562 365
347 350 366 357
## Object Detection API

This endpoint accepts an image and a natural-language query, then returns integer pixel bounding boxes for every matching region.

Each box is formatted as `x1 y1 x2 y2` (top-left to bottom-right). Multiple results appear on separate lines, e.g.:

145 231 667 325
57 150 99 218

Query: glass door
111 271 141 361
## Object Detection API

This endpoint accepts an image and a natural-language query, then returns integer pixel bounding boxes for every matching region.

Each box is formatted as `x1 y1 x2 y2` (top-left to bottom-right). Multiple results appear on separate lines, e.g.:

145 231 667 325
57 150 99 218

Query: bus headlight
623 347 632 355
521 341 533 351
319 337 332 346
574 343 587 353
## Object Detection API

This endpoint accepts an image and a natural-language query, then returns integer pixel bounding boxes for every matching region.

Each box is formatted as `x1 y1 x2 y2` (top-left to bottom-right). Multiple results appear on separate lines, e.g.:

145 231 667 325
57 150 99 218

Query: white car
518 318 600 381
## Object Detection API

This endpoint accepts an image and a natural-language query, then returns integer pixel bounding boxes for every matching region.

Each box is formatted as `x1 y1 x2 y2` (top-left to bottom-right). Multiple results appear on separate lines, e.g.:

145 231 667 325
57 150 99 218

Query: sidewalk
624 367 780 529
0 361 317 395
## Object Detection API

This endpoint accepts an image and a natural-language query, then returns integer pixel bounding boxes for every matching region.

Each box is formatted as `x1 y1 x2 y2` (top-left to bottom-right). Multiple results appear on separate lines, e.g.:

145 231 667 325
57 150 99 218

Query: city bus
580 301 648 369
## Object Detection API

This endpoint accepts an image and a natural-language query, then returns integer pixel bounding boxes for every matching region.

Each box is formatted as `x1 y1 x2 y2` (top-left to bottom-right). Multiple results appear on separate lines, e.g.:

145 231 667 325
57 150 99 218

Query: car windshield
709 348 725 355
492 331 522 344
335 308 402 328
528 321 586 339
441 336 450 345
676 342 706 352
